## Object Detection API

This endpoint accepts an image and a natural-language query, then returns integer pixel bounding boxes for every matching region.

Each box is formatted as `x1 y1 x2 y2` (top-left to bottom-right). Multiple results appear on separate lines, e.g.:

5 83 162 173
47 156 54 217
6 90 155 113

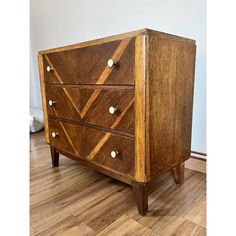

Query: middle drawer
45 86 134 134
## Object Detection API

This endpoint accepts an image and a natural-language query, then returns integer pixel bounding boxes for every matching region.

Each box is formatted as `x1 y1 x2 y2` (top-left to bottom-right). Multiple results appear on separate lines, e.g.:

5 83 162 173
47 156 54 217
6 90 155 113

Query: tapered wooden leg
173 162 185 185
132 181 148 216
50 146 59 167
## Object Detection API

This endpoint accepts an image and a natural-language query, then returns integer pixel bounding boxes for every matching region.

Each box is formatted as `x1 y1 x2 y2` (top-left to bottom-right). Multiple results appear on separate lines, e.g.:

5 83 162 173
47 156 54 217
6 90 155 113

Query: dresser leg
132 181 148 216
50 146 59 167
173 162 185 185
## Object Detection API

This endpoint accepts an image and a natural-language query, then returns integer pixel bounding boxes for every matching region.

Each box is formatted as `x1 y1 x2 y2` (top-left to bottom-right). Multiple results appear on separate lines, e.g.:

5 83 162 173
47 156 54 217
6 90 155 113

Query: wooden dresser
38 28 196 216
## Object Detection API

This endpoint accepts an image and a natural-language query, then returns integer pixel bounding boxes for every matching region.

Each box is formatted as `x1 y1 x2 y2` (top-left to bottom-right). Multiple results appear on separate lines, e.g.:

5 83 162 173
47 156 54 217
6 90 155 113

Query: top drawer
43 38 134 85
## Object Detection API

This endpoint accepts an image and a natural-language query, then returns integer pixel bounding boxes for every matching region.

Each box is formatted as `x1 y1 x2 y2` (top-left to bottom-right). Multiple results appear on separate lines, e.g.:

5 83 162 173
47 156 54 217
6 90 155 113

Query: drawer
43 38 134 85
45 86 134 134
48 119 134 176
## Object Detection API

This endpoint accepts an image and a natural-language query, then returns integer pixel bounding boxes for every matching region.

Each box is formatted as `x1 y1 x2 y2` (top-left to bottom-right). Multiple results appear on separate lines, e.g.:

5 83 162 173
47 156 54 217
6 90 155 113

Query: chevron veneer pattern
38 29 196 216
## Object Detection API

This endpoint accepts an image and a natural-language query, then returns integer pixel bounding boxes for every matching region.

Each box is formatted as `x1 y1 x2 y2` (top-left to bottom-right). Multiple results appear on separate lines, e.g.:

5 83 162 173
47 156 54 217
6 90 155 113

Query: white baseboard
185 157 206 173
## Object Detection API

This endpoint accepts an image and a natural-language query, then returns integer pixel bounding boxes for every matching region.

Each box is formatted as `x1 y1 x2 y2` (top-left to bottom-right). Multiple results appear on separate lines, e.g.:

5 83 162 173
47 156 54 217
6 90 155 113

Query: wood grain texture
97 215 156 236
48 119 135 177
134 34 150 182
147 33 196 178
38 29 197 216
146 28 195 43
95 37 132 85
43 38 134 85
55 224 95 236
30 131 206 236
87 97 134 160
46 86 134 134
57 148 133 185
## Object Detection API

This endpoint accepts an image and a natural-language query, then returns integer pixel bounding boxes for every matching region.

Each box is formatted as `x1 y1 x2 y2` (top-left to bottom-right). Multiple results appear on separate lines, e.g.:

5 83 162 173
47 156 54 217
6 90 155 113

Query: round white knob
109 106 117 114
46 65 53 72
111 151 119 158
51 132 59 138
48 100 56 106
107 59 116 68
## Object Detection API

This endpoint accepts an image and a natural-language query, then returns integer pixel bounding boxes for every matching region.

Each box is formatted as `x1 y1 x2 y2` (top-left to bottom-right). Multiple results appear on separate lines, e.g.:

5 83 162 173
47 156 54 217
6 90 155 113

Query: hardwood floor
30 131 206 236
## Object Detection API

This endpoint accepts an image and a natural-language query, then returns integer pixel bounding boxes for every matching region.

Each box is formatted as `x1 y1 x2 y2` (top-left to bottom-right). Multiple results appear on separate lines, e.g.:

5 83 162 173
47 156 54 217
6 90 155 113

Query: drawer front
43 38 134 85
49 119 134 176
46 86 134 134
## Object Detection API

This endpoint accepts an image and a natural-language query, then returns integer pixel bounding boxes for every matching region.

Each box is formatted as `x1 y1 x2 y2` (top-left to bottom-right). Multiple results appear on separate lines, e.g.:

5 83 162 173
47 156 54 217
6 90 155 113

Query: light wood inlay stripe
80 38 132 118
44 55 82 116
96 37 132 85
62 88 81 116
135 35 149 182
44 55 64 84
87 98 134 160
58 121 79 156
45 38 132 120
52 108 79 155
87 133 111 161
38 54 49 143
80 89 101 118
111 98 134 128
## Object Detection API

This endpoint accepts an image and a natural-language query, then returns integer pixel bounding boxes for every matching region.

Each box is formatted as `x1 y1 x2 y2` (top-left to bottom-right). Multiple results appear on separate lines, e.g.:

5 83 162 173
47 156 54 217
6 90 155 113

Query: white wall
30 0 206 152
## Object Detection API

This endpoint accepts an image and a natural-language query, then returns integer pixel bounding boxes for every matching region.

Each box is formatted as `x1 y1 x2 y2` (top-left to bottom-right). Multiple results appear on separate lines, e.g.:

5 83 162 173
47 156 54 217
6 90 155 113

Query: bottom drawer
48 119 134 176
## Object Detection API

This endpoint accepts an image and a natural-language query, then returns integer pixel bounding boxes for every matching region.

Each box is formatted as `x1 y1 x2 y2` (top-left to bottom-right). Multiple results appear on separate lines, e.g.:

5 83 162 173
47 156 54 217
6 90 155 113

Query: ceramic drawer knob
109 106 117 114
51 132 59 138
107 59 116 68
111 151 119 158
48 100 56 106
46 65 54 72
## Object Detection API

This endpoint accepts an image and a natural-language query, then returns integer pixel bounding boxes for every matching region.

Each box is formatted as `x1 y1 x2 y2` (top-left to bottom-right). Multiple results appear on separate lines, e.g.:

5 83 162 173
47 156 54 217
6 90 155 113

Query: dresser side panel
38 54 49 143
147 34 196 178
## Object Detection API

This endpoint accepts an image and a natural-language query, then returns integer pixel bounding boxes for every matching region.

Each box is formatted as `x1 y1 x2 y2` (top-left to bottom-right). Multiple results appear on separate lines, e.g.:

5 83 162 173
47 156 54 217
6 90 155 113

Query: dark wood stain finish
147 33 196 179
46 86 135 134
44 38 135 85
38 28 196 216
50 146 59 167
48 119 135 177
132 181 148 216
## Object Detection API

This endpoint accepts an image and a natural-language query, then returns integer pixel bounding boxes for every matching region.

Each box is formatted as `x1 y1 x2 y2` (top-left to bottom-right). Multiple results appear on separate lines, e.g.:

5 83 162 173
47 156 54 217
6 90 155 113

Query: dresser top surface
38 28 195 55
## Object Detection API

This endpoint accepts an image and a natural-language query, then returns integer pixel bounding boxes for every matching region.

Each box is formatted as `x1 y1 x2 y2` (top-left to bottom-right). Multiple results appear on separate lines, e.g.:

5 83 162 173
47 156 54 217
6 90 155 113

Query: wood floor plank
167 219 206 236
32 215 78 236
97 215 157 236
133 170 206 231
55 224 95 236
184 196 206 227
30 131 206 236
